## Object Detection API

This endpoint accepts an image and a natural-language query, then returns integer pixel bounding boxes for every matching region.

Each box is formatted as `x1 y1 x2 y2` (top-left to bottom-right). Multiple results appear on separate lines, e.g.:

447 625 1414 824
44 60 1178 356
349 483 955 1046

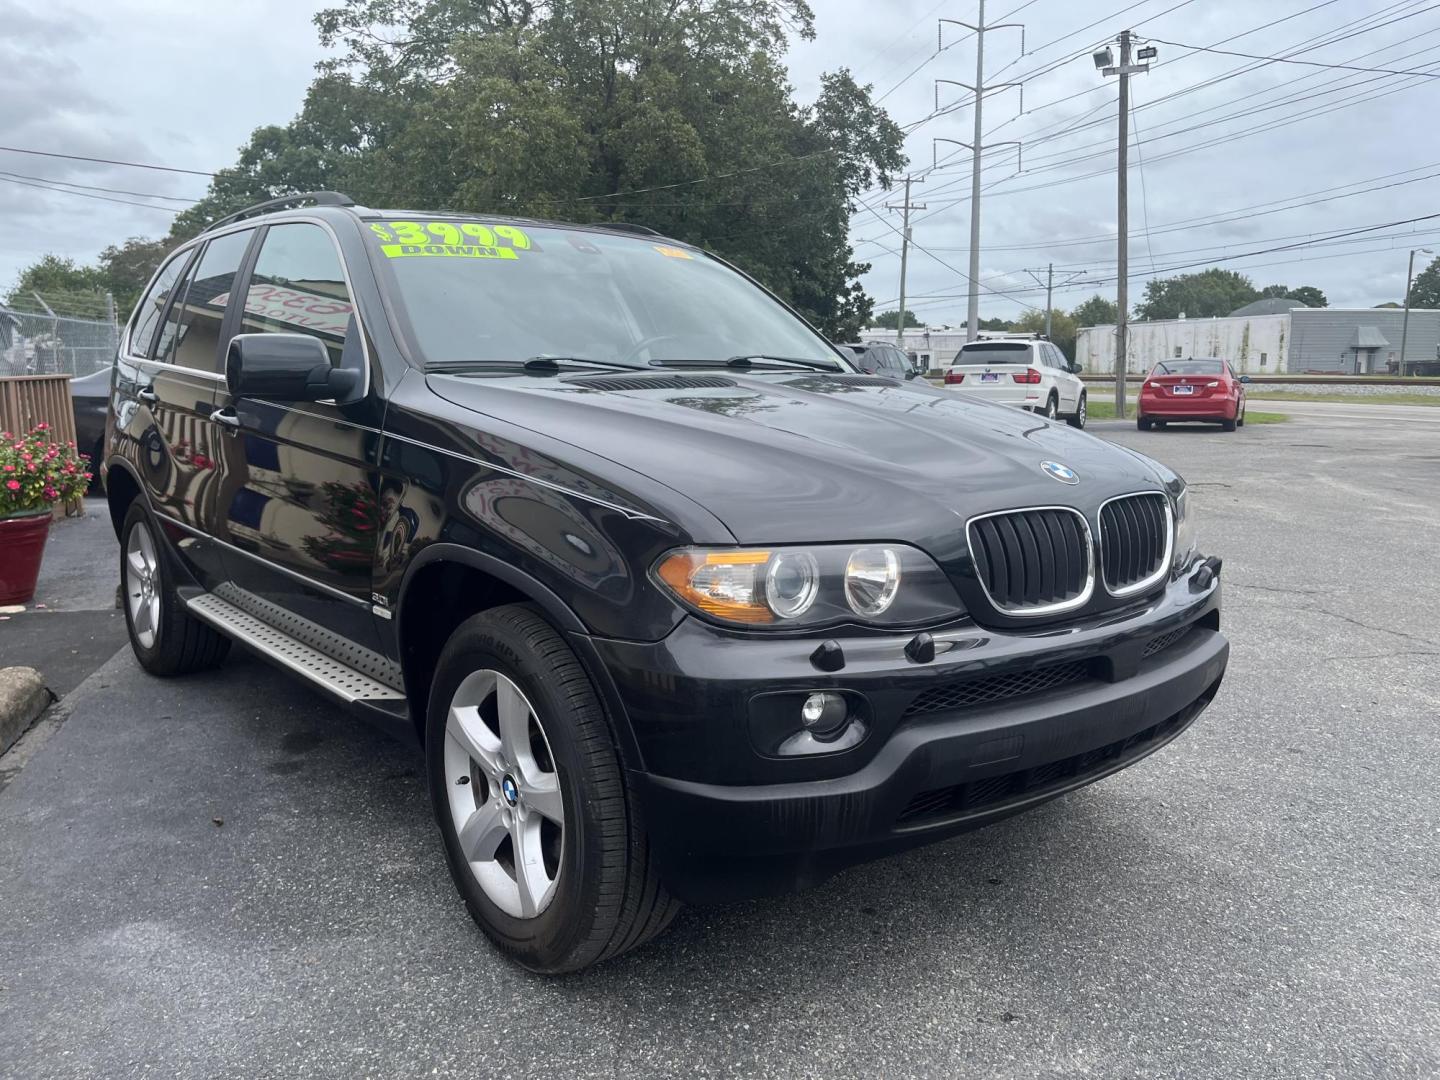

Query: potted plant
0 424 92 605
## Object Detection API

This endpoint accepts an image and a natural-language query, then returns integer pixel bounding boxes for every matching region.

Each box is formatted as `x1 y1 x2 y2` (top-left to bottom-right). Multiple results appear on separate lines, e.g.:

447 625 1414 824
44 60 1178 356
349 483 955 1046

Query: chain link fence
0 306 121 378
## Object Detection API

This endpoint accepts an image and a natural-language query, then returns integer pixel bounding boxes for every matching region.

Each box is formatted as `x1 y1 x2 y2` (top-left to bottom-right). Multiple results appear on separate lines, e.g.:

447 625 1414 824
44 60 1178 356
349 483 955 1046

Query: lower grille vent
902 661 1090 719
1143 624 1195 657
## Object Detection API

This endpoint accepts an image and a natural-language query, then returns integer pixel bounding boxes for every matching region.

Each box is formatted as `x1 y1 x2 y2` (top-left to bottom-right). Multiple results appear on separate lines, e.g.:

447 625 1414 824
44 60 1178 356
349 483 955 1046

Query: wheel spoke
511 816 550 917
132 597 152 635
446 706 501 777
521 775 563 825
456 801 508 863
147 595 161 638
135 524 156 568
126 548 147 576
495 676 531 760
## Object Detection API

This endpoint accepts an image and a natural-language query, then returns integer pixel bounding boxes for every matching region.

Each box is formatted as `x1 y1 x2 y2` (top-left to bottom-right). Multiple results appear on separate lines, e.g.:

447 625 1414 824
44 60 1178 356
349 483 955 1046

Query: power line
0 174 185 213
0 144 216 177
1146 34 1440 76
0 170 200 204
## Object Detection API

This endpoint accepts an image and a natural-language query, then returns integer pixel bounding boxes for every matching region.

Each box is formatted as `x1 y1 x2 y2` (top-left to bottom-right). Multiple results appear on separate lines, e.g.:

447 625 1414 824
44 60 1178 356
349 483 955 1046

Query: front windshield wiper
651 354 843 373
425 355 652 375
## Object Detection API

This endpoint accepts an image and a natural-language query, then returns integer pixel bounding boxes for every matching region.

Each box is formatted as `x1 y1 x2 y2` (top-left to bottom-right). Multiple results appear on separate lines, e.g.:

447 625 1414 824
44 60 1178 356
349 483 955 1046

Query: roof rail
592 222 664 238
204 191 356 233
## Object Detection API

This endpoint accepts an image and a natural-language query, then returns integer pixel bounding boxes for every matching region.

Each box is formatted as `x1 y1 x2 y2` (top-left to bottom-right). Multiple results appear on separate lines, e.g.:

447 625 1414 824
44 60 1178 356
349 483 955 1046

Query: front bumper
581 563 1227 903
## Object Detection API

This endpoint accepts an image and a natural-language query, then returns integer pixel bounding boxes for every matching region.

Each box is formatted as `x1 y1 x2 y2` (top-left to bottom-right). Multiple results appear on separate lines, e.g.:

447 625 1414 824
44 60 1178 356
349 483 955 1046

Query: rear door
126 229 255 589
208 219 388 661
1043 343 1080 411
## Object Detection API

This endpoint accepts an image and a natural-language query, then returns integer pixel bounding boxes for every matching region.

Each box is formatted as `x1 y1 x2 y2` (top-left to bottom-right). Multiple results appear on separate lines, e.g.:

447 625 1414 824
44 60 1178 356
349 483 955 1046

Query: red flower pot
0 512 52 605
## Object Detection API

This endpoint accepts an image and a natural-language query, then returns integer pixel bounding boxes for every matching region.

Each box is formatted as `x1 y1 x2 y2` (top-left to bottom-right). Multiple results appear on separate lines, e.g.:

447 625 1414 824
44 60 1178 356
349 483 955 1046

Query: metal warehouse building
1076 306 1440 375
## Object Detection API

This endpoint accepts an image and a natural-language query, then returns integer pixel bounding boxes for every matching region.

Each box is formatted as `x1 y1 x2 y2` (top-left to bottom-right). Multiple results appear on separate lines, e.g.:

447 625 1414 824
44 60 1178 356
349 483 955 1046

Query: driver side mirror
226 334 361 404
1067 362 1083 374
1239 374 1252 383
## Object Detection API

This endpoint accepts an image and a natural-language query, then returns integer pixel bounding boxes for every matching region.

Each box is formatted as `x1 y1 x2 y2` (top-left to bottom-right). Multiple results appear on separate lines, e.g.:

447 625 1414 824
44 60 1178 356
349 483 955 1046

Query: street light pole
1399 246 1431 376
886 175 926 347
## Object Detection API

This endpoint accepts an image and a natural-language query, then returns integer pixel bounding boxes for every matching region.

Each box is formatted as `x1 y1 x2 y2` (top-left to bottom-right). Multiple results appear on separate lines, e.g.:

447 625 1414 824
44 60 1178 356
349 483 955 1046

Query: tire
1043 394 1059 421
1067 393 1087 429
1221 416 1237 431
1137 415 1152 431
1237 403 1246 428
426 604 680 974
1155 421 1168 429
120 500 230 676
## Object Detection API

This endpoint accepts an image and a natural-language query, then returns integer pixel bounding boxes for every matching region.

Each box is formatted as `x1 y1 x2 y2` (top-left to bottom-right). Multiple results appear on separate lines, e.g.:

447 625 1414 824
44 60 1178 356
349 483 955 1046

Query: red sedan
1136 357 1246 432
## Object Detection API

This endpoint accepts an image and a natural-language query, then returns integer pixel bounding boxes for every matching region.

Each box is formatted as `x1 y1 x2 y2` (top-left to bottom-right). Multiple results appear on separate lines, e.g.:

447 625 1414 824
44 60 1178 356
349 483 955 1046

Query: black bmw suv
102 192 1228 973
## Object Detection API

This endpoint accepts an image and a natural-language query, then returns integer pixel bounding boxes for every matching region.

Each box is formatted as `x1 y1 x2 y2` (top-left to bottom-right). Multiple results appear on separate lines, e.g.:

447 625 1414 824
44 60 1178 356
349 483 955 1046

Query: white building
1076 312 1290 375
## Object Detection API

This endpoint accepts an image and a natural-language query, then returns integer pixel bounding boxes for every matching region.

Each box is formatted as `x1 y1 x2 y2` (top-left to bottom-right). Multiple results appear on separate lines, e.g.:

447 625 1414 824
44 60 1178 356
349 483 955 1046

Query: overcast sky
3 0 1438 323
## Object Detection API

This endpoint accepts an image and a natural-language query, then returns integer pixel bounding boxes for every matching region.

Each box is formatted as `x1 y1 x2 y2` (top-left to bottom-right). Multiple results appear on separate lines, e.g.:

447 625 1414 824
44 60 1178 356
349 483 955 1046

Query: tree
872 308 921 329
1134 268 1258 321
4 255 107 316
97 238 171 317
1012 309 1078 361
1260 283 1327 307
1409 255 1440 309
171 0 905 341
1375 301 1403 308
1070 294 1118 327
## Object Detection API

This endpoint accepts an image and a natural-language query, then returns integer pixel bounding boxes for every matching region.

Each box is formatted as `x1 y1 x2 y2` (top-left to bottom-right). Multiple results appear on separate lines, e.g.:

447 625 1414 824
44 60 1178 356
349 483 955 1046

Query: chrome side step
186 593 406 703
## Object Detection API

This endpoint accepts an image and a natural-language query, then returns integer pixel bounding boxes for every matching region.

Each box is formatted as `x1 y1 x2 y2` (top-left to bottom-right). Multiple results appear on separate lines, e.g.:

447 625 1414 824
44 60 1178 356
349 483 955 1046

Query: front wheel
1067 393 1087 429
1237 402 1246 428
426 604 679 973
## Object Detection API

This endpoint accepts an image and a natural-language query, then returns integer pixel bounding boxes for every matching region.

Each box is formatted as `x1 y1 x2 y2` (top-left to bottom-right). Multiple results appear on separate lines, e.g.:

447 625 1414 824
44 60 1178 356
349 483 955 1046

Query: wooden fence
0 375 84 518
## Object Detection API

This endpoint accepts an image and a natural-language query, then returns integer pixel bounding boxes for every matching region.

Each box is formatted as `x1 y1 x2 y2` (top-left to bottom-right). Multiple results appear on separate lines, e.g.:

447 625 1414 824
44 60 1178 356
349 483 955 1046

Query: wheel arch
104 458 144 541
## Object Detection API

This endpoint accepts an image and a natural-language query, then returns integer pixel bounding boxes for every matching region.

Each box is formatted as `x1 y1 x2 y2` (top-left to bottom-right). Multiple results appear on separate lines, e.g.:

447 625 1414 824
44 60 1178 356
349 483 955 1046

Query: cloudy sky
3 0 1438 323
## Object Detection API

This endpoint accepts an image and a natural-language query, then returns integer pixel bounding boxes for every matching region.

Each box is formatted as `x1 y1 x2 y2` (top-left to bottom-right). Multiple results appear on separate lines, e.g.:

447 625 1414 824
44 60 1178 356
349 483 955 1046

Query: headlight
1172 487 1198 573
654 544 964 629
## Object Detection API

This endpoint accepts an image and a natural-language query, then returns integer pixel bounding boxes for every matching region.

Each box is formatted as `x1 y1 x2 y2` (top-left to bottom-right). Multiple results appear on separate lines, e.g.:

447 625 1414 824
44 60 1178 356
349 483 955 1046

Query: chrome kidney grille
967 507 1094 616
1099 493 1173 596
967 493 1173 616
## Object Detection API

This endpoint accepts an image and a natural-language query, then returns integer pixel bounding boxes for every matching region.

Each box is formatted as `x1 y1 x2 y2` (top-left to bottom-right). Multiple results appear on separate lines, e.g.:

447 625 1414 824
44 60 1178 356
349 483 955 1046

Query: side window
129 250 190 359
884 348 906 374
240 223 354 366
163 230 254 372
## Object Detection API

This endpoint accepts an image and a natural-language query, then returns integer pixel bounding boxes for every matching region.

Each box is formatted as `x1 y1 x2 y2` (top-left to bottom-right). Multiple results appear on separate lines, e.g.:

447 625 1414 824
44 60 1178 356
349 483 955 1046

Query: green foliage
1070 294 1118 327
1011 309 1078 361
1409 255 1440 309
1260 282 1327 308
0 424 91 516
98 238 172 317
6 238 171 321
872 308 921 329
1134 268 1259 321
171 0 903 341
1374 301 1403 308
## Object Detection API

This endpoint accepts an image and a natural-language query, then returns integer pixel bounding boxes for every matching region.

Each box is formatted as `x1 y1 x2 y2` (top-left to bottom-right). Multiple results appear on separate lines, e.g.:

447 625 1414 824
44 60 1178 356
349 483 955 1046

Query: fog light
801 691 848 740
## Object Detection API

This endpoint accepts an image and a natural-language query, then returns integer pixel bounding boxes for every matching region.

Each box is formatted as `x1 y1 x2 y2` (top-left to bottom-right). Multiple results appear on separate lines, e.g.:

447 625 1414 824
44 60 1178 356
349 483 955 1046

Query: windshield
1154 359 1224 375
365 218 847 370
952 342 1033 365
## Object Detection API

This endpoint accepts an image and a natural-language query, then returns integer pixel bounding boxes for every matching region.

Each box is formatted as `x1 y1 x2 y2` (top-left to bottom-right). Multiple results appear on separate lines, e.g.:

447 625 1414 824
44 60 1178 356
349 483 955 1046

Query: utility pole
1400 246 1432 376
1098 31 1153 417
886 175 926 346
938 7 1024 342
1023 265 1087 340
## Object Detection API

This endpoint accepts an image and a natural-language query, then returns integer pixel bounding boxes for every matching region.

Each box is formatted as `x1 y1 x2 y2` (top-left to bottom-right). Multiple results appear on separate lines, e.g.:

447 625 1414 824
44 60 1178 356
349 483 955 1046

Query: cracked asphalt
1 408 1437 1079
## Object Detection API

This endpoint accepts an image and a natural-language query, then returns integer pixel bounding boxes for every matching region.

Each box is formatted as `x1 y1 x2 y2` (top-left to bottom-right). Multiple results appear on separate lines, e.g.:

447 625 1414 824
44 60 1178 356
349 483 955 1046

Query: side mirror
1068 362 1083 374
1239 374 1252 383
226 334 360 403
904 368 919 380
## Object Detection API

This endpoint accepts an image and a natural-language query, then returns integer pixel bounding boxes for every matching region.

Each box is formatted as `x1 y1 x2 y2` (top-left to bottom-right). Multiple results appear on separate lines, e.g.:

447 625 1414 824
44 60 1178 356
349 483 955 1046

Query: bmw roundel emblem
501 775 519 805
1040 460 1079 485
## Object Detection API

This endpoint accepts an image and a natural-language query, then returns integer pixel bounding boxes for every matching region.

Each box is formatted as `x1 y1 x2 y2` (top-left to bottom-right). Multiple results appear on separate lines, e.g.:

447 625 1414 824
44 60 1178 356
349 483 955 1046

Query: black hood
427 371 1170 545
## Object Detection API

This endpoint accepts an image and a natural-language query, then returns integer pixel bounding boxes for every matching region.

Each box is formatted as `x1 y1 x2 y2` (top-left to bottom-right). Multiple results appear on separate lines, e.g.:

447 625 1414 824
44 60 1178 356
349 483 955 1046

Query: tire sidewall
1045 394 1058 420
120 501 170 669
425 615 609 969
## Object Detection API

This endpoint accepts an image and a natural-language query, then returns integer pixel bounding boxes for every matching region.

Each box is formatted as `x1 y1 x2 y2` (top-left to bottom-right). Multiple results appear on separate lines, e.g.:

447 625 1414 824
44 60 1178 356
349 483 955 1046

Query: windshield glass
365 218 846 370
953 342 1033 365
1154 359 1224 375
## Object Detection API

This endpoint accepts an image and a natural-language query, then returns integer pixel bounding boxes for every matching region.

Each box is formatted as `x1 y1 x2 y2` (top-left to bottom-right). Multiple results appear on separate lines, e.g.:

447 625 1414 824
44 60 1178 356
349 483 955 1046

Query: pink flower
5 480 19 491
43 486 57 500
35 423 48 431
2 465 12 472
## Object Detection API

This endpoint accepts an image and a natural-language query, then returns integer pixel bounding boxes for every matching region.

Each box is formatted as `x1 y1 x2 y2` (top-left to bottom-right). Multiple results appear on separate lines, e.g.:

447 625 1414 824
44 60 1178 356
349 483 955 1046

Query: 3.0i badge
1040 460 1079 484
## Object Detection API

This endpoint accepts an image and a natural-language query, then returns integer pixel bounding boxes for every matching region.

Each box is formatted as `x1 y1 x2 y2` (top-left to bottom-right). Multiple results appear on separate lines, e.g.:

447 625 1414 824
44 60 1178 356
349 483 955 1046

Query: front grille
1099 493 1171 595
895 705 1198 826
902 661 1091 719
967 507 1092 614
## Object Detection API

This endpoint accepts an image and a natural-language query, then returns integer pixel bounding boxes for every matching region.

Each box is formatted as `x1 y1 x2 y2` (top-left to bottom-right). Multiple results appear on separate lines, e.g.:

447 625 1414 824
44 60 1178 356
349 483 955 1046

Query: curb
0 667 53 757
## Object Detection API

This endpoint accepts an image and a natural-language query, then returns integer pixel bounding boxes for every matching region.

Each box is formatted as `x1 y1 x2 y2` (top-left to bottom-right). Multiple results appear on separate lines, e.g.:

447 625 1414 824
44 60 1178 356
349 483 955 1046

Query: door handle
209 407 240 428
137 385 159 404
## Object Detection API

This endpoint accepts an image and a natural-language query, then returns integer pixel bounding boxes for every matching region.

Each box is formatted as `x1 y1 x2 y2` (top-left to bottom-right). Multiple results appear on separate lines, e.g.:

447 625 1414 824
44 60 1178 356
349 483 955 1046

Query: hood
427 370 1169 544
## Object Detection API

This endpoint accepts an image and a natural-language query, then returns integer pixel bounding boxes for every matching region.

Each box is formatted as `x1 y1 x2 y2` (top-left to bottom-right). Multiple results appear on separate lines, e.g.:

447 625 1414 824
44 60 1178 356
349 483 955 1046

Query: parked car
69 368 110 488
943 338 1087 427
836 341 918 380
102 192 1228 973
1137 358 1246 431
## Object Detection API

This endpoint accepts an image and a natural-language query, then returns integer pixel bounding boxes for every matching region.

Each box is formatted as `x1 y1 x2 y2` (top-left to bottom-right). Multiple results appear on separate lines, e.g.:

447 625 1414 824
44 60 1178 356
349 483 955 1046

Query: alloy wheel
443 669 565 918
1045 396 1058 420
124 521 162 649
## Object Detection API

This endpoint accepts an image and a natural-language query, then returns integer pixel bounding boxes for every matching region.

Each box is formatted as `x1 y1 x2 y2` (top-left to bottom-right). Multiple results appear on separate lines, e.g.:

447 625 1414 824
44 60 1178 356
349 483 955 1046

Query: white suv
942 339 1087 428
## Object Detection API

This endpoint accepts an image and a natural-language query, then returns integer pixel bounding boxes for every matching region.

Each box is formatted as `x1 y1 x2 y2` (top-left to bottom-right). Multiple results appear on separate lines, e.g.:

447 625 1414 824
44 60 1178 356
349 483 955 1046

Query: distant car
1137 358 1245 432
943 339 1086 428
836 342 919 380
69 367 110 487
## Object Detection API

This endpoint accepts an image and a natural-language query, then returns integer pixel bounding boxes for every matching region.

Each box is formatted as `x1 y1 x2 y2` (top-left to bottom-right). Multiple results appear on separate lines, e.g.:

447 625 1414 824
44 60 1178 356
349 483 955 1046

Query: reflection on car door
208 220 389 665
126 229 255 589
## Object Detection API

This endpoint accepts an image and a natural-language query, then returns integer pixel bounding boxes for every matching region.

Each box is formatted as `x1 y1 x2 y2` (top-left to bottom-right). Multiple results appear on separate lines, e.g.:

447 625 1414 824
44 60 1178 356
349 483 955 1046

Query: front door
208 220 390 665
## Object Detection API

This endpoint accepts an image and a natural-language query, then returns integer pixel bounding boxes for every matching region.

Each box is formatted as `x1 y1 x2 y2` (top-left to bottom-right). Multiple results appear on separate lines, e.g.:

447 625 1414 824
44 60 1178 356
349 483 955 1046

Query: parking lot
2 405 1437 1079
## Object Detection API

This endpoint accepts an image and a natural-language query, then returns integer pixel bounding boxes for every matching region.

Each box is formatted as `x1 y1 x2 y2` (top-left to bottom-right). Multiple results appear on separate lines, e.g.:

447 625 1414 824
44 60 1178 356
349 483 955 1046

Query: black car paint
103 205 1227 902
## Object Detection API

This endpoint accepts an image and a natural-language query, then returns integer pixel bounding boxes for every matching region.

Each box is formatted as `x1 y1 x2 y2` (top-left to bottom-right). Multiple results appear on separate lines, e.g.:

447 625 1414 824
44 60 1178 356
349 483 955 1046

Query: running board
186 593 406 703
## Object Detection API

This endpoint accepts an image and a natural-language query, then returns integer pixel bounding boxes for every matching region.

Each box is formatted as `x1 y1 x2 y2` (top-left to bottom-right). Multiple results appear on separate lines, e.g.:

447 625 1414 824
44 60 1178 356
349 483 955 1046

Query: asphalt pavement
1 410 1437 1079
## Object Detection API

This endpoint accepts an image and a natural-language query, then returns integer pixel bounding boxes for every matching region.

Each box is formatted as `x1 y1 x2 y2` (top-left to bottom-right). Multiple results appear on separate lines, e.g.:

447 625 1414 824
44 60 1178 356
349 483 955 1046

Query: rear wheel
1137 415 1153 431
427 604 679 974
1067 393 1087 429
1043 394 1059 421
1221 415 1238 431
1155 420 1168 429
120 501 230 676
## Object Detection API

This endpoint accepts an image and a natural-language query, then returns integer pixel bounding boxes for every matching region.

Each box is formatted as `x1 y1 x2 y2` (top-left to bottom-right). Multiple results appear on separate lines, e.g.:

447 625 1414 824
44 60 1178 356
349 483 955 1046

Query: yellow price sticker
653 245 693 260
368 220 535 257
379 244 519 260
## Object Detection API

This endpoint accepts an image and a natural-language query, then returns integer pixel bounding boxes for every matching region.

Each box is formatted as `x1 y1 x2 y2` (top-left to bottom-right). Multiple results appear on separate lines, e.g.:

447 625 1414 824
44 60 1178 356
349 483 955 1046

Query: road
2 405 1438 1079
